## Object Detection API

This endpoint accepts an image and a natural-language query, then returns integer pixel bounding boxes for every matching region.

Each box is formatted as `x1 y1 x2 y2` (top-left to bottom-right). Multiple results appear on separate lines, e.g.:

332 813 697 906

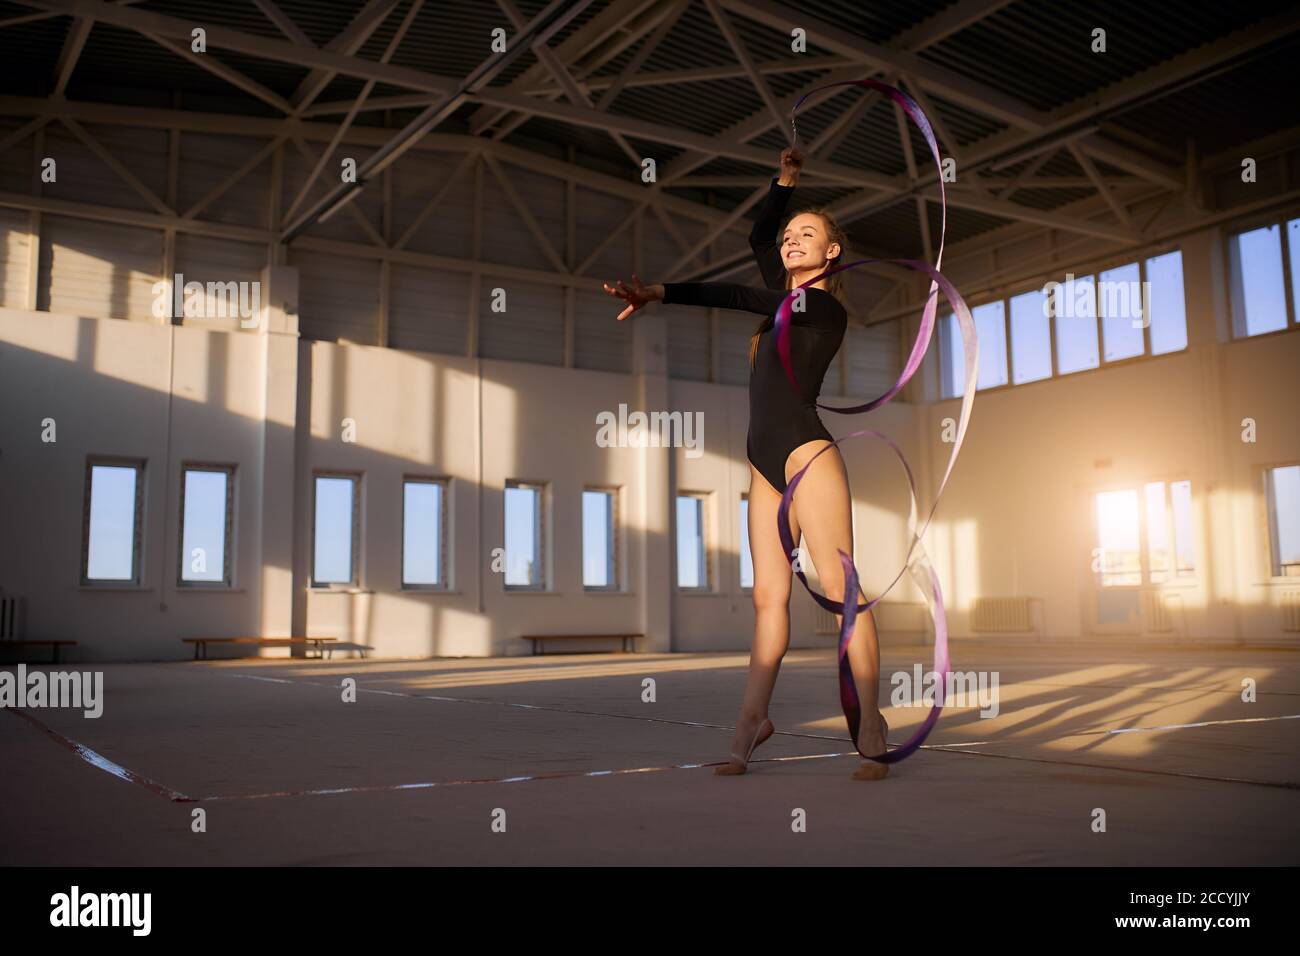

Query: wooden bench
182 637 339 660
521 634 641 655
0 640 77 663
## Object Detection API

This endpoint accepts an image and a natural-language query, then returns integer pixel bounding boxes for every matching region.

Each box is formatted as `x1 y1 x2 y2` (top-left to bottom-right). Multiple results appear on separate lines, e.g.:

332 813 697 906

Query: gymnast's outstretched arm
602 274 785 320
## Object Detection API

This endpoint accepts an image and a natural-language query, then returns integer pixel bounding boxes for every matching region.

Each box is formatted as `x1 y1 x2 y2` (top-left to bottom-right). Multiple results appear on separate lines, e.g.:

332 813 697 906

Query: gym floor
2 642 1297 865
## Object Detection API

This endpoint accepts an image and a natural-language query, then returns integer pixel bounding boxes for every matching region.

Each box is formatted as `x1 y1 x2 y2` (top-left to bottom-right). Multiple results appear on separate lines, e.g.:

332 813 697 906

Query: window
940 301 1008 397
1099 262 1144 362
739 495 754 589
1145 250 1187 354
1055 273 1098 374
179 465 233 586
1228 222 1289 337
402 478 448 588
1009 288 1052 384
504 481 545 589
1095 480 1196 587
1170 480 1195 577
82 460 144 585
1290 218 1300 326
313 473 359 586
676 493 709 589
583 487 618 589
1095 489 1140 586
1265 464 1300 577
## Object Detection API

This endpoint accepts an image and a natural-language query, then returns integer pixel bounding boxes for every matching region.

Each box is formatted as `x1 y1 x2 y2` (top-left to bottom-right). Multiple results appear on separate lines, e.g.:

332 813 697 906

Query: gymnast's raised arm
749 146 802 291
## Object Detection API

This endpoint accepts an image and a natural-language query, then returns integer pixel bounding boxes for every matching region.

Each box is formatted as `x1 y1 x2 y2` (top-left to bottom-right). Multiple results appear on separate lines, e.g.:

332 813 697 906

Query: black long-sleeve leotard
661 176 847 494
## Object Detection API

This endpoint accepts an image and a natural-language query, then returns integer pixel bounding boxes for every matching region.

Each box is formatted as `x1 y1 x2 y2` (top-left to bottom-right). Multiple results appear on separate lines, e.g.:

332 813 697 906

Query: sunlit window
83 461 144 585
403 478 447 588
677 493 708 589
180 465 233 586
739 495 754 589
1265 465 1300 577
583 488 617 589
313 474 358 586
1228 223 1288 336
505 481 545 589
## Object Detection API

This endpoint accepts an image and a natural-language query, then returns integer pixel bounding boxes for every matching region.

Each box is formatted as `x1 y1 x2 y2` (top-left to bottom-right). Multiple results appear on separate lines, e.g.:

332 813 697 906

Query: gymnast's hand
602 273 662 321
778 145 803 186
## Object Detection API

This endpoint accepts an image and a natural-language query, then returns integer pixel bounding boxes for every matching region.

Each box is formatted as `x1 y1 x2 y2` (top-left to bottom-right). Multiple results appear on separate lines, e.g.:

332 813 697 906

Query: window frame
1091 475 1199 590
675 490 712 592
1223 211 1300 341
503 479 548 592
311 471 362 589
1261 461 1300 580
81 457 146 587
581 485 621 592
176 462 236 588
739 492 754 592
401 475 451 591
938 245 1189 399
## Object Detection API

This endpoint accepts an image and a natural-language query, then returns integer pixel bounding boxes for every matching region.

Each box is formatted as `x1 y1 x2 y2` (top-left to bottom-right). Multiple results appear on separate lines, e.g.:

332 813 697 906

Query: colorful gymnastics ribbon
775 79 979 763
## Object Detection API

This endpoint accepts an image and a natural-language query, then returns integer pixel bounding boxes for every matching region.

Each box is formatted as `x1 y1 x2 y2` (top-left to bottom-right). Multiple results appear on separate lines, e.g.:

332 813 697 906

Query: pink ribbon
775 79 979 763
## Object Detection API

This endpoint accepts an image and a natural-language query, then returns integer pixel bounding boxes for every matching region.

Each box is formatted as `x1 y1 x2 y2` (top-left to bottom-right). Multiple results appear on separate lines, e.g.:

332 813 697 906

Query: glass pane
1099 262 1144 361
583 490 613 588
1144 482 1169 584
505 485 540 586
739 498 753 589
181 469 228 582
1268 465 1300 576
1231 224 1287 336
676 496 705 588
1055 274 1098 374
1145 250 1188 354
1096 489 1140 586
1290 219 1300 327
940 312 962 399
87 464 137 581
1009 289 1051 384
973 300 1008 389
313 476 354 584
403 481 442 586
1171 480 1195 576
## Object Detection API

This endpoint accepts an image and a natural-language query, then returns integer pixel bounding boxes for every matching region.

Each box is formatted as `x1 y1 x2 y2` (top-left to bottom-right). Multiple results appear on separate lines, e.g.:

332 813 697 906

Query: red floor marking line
6 707 194 803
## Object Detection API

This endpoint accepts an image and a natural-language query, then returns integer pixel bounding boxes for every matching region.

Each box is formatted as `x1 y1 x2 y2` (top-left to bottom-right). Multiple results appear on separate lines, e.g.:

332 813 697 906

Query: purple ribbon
776 79 979 763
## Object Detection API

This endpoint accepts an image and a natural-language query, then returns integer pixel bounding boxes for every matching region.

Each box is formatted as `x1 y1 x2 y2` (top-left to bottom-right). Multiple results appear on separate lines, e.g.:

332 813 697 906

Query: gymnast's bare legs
719 440 888 778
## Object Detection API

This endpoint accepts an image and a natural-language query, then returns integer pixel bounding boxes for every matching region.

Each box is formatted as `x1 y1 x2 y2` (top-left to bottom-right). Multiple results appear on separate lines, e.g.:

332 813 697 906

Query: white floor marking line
942 712 1300 747
5 708 193 802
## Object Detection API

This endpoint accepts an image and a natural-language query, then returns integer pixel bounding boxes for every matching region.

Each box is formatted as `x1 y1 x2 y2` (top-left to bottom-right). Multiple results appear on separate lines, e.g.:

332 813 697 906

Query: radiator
0 596 19 639
814 605 838 635
1142 590 1176 633
972 597 1032 633
1283 591 1300 633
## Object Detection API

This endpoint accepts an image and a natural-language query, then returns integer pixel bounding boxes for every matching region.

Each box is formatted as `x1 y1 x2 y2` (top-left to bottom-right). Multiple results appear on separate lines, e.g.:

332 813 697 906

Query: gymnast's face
782 213 840 276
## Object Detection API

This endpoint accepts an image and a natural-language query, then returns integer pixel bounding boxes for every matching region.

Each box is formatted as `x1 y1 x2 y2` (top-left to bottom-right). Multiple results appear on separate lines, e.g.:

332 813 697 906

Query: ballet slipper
714 717 775 775
851 711 890 781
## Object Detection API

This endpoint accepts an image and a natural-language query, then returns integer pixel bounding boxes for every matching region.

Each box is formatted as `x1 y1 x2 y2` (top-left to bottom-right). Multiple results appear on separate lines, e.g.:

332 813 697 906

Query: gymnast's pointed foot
851 711 890 781
714 714 775 775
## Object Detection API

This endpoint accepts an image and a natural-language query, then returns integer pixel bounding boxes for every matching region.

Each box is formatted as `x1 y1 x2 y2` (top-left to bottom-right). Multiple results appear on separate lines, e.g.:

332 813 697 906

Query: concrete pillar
633 310 672 652
255 265 300 640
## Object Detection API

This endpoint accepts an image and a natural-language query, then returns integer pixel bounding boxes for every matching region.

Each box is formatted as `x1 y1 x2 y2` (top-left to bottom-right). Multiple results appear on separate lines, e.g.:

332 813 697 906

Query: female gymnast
602 145 890 781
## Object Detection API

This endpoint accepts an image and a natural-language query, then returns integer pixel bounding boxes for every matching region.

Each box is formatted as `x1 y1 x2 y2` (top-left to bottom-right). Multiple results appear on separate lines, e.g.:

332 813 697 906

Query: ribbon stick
774 79 979 763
